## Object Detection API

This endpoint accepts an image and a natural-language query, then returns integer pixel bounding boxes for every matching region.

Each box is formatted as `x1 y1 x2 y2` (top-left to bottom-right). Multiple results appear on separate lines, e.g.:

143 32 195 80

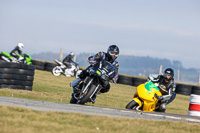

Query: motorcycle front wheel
79 84 96 104
52 66 62 76
125 100 139 110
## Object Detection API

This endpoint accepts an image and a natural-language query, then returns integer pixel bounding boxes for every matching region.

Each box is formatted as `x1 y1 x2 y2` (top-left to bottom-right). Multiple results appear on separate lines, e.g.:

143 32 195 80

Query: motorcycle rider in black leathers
148 68 176 112
70 45 119 99
10 42 24 62
62 52 77 69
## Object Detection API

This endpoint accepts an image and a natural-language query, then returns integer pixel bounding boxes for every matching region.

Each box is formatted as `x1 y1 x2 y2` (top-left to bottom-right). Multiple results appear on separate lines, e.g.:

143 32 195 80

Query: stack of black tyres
32 59 46 70
117 75 147 87
0 61 35 91
32 59 56 72
44 62 56 72
117 75 133 86
191 85 200 95
132 77 147 87
175 83 192 96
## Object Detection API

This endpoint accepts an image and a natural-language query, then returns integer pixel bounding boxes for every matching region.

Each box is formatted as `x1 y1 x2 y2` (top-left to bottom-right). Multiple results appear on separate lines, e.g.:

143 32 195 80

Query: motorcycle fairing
133 81 162 112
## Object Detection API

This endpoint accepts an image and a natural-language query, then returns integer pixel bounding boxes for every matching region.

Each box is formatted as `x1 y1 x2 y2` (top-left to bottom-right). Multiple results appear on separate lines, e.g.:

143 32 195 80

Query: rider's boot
71 78 82 98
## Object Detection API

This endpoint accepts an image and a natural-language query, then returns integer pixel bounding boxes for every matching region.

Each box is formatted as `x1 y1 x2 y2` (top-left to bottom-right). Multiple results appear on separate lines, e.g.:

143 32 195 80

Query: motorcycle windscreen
94 60 116 78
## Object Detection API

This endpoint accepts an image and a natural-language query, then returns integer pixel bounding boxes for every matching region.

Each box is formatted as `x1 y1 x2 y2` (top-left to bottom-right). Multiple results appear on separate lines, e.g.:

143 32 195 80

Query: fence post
59 48 63 62
74 54 76 62
198 72 200 86
159 65 162 75
177 69 180 82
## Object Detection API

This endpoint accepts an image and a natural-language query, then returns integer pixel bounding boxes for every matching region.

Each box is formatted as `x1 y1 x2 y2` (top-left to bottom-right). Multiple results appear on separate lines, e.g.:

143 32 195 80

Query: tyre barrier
191 86 200 95
188 87 200 116
32 59 45 70
31 59 198 96
117 75 147 86
0 61 35 91
188 86 200 116
132 77 147 87
32 59 57 72
44 62 56 72
175 83 192 96
117 75 133 86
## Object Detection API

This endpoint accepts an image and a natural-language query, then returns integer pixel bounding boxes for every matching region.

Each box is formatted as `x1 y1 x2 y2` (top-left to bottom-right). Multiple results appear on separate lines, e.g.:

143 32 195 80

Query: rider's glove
88 58 96 65
89 60 96 65
154 93 163 101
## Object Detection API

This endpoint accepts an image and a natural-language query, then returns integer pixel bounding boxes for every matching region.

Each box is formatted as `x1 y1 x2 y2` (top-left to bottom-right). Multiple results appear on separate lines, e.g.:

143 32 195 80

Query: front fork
89 84 100 103
77 77 94 100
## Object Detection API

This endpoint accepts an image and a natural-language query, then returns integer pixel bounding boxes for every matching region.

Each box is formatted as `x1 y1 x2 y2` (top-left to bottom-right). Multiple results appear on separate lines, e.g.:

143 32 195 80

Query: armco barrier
31 59 198 96
0 61 35 91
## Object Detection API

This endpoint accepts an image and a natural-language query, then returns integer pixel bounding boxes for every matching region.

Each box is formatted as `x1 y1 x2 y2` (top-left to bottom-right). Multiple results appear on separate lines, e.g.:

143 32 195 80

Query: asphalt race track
0 96 200 124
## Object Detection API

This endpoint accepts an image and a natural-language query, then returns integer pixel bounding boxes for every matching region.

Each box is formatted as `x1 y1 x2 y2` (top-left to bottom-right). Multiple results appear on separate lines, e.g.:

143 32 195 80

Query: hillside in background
31 52 199 84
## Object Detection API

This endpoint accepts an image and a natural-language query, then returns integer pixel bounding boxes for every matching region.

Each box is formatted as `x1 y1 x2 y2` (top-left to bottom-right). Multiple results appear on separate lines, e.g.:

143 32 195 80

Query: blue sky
0 0 200 69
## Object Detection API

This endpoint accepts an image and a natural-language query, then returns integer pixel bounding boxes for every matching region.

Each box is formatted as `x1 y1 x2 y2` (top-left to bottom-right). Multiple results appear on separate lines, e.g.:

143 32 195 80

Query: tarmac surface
0 96 200 124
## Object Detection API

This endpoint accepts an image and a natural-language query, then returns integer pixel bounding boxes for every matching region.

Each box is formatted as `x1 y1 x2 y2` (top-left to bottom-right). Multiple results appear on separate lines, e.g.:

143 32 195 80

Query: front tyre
125 100 139 110
79 84 96 104
52 66 62 76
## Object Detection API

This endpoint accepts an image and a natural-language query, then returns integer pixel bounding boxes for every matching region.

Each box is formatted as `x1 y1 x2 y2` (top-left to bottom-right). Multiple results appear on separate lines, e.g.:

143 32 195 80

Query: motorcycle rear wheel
126 100 139 110
79 84 96 104
52 66 62 76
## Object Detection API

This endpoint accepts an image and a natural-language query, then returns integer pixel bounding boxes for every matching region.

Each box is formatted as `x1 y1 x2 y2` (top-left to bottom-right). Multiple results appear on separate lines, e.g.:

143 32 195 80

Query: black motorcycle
70 60 116 104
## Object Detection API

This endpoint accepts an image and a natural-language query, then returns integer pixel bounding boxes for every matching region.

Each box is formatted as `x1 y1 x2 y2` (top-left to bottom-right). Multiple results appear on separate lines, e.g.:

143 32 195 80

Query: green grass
1 106 200 133
0 70 190 115
0 70 197 133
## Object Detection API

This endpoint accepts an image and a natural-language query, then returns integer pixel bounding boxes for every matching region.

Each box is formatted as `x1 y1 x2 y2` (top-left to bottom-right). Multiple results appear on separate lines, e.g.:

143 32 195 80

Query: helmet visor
110 51 119 56
164 74 171 79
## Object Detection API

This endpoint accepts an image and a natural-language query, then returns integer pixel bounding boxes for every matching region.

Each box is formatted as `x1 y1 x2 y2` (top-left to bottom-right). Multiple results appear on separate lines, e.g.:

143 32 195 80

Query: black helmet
107 45 119 60
164 68 174 81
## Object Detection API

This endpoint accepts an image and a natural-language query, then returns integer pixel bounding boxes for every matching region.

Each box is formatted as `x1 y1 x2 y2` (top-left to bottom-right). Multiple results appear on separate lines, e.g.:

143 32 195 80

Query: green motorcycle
0 51 32 65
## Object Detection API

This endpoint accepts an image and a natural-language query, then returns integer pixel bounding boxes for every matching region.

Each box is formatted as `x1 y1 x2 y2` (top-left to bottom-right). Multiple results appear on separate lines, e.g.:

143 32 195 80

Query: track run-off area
0 96 200 124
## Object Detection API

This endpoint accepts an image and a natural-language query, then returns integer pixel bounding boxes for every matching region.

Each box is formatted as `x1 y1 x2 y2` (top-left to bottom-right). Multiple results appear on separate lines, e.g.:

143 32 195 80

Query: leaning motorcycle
125 81 162 112
0 51 32 65
52 59 82 78
70 60 116 104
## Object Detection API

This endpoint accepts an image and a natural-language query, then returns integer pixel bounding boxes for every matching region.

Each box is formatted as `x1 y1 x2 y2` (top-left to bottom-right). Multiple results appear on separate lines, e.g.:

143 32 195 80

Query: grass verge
0 106 200 133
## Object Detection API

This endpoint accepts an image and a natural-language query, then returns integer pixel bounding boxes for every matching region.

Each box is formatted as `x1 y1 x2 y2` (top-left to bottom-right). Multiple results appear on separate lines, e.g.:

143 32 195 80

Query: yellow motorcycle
126 81 162 112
